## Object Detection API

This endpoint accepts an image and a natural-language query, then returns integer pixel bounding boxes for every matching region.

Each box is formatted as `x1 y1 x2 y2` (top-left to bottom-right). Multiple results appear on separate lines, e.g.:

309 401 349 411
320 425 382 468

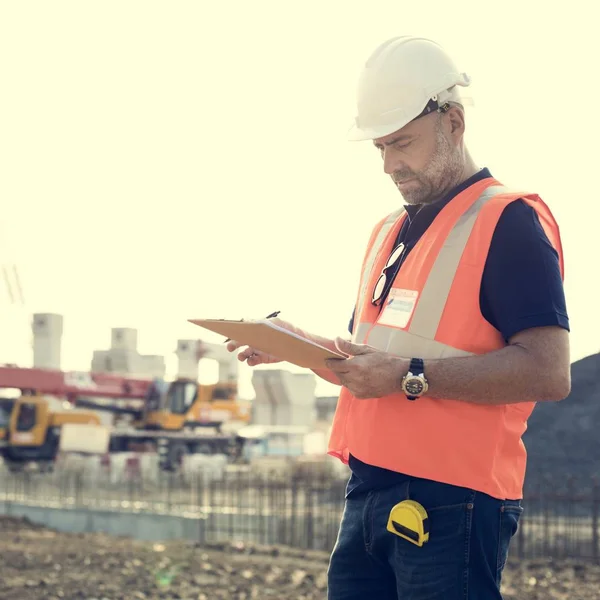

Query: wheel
37 461 54 474
160 440 188 472
5 460 24 474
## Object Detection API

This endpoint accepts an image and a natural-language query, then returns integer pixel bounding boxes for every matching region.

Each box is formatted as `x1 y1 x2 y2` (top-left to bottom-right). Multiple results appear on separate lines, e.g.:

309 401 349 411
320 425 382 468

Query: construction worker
227 36 571 600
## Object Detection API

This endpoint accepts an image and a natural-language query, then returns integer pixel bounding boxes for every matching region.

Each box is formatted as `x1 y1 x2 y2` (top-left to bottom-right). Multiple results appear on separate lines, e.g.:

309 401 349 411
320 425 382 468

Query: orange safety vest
327 176 564 500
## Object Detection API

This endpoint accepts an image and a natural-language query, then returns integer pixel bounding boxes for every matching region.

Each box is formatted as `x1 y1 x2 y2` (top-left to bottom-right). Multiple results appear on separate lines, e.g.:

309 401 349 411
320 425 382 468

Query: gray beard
393 125 464 206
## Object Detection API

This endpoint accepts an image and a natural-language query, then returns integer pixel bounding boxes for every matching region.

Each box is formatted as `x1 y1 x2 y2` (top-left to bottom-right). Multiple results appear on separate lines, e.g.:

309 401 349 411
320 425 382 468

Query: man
227 36 570 599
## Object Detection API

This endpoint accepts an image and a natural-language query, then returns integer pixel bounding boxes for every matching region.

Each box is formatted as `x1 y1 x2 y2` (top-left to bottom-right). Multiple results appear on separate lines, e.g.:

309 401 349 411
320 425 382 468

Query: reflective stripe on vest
408 185 506 339
353 207 406 336
327 180 563 499
355 185 507 360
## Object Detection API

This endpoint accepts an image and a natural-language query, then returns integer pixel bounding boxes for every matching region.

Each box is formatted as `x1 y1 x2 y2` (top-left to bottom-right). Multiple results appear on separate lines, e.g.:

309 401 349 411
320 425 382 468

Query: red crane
0 364 153 401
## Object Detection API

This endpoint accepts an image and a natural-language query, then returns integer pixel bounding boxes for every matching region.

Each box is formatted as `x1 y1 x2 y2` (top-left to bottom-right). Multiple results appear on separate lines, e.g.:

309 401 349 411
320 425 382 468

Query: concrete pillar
176 340 200 380
176 340 240 383
111 328 138 351
251 370 317 428
200 342 239 384
32 313 63 370
91 348 136 376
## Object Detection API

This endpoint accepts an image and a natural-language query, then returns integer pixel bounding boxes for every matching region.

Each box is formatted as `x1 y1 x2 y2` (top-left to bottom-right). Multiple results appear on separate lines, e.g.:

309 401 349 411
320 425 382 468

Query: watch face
405 377 424 396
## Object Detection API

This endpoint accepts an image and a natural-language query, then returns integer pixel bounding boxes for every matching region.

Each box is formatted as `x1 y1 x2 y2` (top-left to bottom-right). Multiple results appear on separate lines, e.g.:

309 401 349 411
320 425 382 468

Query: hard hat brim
347 90 474 142
347 118 412 142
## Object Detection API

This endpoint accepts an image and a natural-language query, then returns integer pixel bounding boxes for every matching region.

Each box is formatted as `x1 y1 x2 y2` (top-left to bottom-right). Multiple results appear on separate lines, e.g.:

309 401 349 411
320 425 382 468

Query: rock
265 566 283 584
291 569 307 586
315 572 328 590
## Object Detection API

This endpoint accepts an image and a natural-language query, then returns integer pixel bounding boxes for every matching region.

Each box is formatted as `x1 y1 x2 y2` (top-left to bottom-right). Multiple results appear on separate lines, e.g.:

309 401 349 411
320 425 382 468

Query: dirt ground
1 516 599 600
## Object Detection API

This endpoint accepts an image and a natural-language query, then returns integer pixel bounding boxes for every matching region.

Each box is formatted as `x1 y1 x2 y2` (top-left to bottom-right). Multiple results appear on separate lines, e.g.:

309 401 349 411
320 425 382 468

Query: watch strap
409 357 424 375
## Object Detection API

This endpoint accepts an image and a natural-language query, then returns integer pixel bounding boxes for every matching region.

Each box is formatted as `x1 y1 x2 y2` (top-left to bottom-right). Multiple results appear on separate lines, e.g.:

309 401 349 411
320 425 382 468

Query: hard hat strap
413 97 451 123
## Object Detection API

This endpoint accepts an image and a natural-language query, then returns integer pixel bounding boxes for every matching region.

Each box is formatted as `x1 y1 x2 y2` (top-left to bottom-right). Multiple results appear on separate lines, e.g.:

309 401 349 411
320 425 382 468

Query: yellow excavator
85 377 253 469
0 390 102 472
0 363 252 472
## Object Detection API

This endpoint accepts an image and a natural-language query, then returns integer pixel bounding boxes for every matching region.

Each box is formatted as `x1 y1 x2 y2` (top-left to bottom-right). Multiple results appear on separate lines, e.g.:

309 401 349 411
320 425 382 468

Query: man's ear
446 105 465 139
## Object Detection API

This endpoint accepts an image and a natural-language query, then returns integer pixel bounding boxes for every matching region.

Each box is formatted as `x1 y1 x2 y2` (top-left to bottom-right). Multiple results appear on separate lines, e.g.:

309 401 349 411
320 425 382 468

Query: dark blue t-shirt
345 168 569 496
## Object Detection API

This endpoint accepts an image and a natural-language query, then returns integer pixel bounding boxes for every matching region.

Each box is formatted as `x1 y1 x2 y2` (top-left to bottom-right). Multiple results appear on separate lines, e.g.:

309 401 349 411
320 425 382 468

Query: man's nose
382 147 399 175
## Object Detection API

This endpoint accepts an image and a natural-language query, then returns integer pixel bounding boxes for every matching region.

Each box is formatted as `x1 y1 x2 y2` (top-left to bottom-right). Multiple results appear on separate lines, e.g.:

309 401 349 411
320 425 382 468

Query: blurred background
1 0 597 399
1 3 599 598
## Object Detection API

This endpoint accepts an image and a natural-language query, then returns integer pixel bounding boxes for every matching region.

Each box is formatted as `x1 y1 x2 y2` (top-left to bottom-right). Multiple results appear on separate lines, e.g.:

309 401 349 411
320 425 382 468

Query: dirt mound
1 517 599 599
0 516 330 600
523 352 600 486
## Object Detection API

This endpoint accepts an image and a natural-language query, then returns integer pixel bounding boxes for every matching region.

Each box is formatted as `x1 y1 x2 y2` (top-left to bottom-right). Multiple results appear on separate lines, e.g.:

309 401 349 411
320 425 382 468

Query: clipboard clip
223 311 281 343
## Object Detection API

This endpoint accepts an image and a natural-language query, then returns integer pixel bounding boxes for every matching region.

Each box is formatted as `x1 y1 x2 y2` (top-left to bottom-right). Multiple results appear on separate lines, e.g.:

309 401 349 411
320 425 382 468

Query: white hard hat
348 36 472 141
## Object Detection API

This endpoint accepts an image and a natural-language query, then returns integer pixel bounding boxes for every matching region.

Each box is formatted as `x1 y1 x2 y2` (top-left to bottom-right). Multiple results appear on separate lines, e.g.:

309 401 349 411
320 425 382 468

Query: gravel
1 516 598 600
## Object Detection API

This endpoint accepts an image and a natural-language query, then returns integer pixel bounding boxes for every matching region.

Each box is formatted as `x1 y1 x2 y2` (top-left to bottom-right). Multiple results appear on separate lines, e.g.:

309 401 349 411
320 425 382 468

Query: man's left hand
325 338 408 399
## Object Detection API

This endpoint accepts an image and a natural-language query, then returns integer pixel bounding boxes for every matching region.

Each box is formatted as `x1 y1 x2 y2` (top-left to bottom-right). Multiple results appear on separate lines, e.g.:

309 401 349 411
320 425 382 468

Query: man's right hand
225 317 343 386
225 317 291 367
226 340 283 367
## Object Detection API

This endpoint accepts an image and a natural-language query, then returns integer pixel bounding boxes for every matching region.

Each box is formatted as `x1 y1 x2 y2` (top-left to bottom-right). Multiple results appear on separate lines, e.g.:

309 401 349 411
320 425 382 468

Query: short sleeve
480 199 570 341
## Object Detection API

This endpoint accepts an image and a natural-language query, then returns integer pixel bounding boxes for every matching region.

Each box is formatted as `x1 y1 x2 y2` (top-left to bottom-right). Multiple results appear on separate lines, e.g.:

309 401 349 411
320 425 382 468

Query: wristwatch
401 358 428 401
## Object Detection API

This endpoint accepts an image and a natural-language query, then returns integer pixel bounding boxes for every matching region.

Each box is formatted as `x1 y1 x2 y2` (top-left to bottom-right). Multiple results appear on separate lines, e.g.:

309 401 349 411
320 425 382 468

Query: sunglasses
371 242 405 306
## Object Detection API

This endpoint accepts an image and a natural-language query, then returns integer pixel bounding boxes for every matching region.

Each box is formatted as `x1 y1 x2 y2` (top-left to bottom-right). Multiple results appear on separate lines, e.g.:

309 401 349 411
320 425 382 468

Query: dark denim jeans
327 477 522 600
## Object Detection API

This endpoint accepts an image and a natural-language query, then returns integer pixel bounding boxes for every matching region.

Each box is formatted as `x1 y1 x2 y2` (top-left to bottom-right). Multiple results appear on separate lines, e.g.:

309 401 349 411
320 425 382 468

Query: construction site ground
1 516 599 600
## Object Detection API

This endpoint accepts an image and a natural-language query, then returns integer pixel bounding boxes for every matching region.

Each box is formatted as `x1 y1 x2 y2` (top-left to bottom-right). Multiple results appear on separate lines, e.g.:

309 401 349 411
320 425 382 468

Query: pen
223 311 281 344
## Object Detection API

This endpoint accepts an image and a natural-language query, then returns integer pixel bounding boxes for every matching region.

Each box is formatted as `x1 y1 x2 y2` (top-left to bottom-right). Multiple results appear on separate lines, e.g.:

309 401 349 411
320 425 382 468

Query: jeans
327 477 523 600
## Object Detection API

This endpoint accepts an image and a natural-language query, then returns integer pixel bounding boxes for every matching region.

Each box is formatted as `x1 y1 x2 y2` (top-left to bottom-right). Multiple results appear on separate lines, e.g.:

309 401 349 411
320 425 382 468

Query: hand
225 317 291 367
325 338 408 399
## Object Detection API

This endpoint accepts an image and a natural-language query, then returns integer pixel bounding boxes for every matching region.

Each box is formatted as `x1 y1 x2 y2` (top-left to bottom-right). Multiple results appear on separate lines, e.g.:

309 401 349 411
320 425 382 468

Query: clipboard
188 318 348 369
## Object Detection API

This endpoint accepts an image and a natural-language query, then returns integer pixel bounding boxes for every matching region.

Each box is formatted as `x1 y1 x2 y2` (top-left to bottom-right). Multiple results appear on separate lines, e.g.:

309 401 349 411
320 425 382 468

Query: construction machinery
0 359 252 472
0 310 327 474
103 375 253 470
0 365 143 471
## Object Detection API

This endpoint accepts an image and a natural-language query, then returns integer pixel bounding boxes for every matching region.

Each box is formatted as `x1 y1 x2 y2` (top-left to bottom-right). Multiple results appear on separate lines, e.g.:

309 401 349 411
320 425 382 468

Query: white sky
1 1 598 400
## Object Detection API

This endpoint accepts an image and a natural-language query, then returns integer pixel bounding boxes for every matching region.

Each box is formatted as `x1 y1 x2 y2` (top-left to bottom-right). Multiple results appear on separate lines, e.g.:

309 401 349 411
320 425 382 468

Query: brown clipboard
188 318 348 369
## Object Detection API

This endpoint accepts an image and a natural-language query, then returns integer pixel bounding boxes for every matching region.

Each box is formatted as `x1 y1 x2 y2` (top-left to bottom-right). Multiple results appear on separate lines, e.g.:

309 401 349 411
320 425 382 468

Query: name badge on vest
378 289 419 329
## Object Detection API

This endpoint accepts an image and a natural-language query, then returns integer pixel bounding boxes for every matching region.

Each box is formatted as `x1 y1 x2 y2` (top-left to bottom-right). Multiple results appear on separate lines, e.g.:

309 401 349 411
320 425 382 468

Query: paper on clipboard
188 318 348 369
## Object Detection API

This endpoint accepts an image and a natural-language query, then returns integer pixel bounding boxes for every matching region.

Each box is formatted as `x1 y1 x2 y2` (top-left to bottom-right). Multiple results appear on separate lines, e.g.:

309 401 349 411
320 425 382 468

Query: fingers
226 339 252 358
242 349 271 366
334 337 374 356
237 346 259 362
226 339 264 364
226 340 243 352
247 353 264 367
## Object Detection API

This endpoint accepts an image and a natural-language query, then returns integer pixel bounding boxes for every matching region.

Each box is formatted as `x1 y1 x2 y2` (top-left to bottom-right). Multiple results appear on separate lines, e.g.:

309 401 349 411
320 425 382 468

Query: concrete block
176 339 200 380
32 313 63 369
111 328 138 351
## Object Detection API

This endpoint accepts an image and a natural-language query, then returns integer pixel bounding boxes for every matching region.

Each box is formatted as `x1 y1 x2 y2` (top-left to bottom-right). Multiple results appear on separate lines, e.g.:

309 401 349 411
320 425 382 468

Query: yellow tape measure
386 499 430 547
